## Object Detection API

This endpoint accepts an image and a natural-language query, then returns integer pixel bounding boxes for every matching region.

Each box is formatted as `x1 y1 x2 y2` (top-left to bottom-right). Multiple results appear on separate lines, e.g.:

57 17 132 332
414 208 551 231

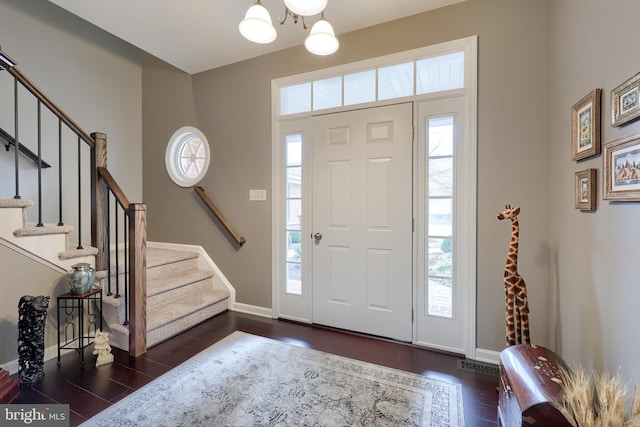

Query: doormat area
457 359 499 377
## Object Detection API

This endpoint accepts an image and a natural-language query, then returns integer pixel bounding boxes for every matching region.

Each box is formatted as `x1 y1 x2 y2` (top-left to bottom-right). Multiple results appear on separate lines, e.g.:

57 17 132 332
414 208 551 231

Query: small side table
57 287 102 365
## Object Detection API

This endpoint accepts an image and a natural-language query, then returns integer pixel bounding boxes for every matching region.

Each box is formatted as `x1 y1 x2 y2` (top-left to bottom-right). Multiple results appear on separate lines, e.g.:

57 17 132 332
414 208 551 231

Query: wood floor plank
10 310 498 426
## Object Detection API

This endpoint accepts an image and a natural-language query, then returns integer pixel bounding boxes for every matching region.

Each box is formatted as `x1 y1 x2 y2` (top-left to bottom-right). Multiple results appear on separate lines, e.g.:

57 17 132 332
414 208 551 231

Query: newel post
91 132 108 271
128 203 147 357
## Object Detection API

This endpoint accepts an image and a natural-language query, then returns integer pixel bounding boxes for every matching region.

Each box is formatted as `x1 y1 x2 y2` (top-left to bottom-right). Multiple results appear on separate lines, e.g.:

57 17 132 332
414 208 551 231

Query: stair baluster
57 118 64 226
123 208 129 326
36 101 42 227
13 77 19 200
76 135 83 249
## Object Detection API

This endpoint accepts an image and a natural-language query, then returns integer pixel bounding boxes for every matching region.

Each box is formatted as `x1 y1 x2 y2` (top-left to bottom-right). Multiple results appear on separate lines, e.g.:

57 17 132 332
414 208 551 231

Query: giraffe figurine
497 205 531 347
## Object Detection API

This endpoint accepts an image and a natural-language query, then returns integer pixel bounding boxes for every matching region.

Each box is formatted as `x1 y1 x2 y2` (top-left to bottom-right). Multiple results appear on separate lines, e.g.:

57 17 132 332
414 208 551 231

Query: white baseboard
2 345 75 376
231 302 274 318
474 348 500 365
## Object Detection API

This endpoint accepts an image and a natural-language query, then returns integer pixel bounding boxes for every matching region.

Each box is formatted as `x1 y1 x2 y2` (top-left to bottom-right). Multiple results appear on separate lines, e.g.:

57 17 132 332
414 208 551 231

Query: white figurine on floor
93 330 114 367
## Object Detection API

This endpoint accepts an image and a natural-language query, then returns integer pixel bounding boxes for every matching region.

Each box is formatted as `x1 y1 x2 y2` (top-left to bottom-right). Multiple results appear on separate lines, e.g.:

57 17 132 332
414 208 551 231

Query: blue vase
64 263 96 294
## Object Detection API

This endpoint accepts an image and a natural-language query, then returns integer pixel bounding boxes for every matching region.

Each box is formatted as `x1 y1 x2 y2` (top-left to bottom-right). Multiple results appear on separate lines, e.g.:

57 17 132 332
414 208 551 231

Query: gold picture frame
571 89 601 161
603 132 640 201
612 72 640 127
575 169 597 211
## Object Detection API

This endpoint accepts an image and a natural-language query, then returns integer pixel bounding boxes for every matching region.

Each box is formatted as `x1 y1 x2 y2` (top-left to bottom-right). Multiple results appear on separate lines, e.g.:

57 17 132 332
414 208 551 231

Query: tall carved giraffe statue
497 205 531 346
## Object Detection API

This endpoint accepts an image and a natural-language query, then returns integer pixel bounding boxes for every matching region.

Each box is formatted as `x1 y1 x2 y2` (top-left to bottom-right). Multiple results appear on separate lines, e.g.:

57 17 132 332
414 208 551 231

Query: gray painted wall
142 0 552 354
550 0 640 381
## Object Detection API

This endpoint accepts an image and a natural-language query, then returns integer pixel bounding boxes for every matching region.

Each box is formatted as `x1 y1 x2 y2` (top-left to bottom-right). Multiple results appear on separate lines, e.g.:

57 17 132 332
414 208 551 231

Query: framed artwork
603 132 640 201
575 169 597 211
612 72 640 127
572 89 601 161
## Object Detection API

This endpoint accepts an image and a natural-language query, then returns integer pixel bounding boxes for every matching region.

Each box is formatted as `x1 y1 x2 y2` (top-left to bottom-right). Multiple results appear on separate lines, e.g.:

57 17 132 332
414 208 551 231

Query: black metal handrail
0 128 51 168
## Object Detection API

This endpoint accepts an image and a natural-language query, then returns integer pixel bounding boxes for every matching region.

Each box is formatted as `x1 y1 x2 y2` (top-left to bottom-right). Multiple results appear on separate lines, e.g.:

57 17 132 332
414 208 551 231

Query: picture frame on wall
611 72 640 127
603 132 640 201
572 89 601 161
575 169 597 211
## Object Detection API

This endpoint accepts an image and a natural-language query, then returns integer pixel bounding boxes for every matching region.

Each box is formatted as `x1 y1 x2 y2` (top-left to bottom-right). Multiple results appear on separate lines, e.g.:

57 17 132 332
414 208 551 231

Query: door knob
313 232 323 241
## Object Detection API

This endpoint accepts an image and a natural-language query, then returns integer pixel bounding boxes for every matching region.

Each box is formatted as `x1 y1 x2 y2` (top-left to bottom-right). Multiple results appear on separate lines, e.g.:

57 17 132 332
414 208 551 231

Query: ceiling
47 0 465 75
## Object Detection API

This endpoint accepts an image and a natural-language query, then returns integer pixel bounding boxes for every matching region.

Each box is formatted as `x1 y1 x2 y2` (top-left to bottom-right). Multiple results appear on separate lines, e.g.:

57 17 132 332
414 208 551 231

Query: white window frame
271 36 477 357
165 126 210 187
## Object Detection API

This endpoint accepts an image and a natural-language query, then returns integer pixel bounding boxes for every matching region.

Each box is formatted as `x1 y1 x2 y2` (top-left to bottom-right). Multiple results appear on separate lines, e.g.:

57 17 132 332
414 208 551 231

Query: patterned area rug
81 332 464 426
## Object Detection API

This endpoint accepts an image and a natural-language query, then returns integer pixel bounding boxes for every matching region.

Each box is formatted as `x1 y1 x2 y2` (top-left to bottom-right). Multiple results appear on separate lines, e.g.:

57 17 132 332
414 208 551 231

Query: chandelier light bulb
239 1 277 44
284 0 328 16
305 18 339 56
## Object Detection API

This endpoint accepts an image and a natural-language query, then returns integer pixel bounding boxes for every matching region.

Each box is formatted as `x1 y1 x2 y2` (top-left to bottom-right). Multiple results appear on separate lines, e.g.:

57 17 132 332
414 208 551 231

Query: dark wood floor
12 311 499 426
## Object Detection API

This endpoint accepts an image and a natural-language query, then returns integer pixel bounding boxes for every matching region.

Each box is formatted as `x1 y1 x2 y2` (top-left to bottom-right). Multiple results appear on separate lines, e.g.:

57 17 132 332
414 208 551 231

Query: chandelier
239 0 339 56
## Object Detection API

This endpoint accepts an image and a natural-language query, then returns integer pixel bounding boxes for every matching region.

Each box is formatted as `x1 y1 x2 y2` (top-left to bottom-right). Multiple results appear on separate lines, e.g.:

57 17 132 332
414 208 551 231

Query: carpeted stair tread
59 246 99 260
146 247 199 268
147 268 214 298
147 288 229 331
0 198 33 208
107 247 198 270
14 224 74 237
100 246 230 350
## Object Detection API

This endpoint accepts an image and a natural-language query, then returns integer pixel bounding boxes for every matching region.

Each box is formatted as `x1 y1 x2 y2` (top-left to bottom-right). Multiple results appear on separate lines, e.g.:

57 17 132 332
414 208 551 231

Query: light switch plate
249 189 267 201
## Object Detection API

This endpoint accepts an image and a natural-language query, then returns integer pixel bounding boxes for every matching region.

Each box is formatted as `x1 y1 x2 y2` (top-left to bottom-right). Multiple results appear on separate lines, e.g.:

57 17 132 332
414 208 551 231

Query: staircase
102 246 229 351
1 47 236 358
0 199 230 352
0 198 96 270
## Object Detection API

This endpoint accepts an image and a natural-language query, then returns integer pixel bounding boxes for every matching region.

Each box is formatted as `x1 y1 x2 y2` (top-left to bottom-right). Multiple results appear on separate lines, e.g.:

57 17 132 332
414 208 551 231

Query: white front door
311 103 413 341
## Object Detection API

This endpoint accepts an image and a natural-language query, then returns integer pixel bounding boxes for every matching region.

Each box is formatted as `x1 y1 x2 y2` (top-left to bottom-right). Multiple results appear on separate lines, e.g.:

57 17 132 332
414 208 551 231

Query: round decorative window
165 126 210 187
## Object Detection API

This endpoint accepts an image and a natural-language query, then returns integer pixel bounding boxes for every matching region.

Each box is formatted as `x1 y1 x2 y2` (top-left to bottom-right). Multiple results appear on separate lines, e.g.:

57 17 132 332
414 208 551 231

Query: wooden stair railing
194 186 246 246
97 166 147 357
1 46 147 357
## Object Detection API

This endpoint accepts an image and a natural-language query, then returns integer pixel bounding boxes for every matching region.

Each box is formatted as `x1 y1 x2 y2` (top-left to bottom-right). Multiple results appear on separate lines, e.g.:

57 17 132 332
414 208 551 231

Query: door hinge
412 218 415 232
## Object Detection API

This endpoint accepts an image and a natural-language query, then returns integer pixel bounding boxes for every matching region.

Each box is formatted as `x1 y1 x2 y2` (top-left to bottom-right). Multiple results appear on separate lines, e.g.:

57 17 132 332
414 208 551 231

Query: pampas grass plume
553 365 640 427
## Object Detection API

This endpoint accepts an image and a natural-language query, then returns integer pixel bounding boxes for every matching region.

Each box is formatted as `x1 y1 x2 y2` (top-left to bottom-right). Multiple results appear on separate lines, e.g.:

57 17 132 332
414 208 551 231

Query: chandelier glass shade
305 17 339 55
283 0 327 16
239 0 338 55
238 1 277 44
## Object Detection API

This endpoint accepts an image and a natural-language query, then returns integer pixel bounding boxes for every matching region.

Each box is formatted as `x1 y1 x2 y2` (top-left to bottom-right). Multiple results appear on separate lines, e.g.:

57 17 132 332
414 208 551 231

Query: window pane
378 62 414 100
313 76 342 110
286 135 302 166
287 167 302 197
287 231 302 262
428 277 452 318
429 198 452 237
417 51 464 94
429 116 454 156
429 158 453 197
286 199 302 230
344 70 376 105
281 82 311 115
286 262 302 295
428 238 452 277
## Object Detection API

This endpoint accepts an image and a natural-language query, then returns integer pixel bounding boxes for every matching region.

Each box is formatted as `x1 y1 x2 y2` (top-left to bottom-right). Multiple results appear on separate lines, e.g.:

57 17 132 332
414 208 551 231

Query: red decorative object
0 368 19 403
498 344 572 426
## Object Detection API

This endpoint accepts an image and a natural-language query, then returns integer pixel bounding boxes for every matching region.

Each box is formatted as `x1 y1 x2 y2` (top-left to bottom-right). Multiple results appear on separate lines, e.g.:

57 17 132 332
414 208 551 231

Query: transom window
280 51 464 116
